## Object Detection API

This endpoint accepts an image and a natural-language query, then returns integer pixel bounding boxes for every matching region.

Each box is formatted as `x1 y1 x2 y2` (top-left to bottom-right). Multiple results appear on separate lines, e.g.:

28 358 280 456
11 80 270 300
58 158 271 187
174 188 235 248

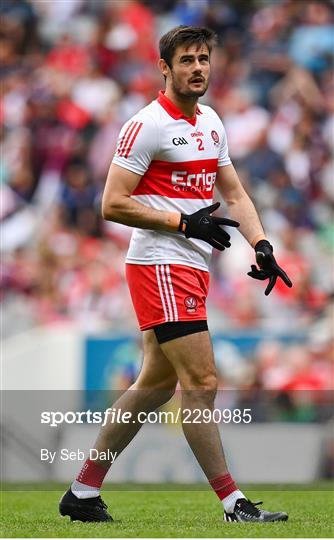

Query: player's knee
198 372 218 394
182 370 217 393
134 374 177 401
150 375 177 402
134 384 176 408
156 385 176 405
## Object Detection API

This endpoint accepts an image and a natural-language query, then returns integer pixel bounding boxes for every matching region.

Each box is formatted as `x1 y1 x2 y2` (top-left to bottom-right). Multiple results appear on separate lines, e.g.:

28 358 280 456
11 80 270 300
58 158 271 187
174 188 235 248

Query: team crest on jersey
184 296 197 313
211 130 220 146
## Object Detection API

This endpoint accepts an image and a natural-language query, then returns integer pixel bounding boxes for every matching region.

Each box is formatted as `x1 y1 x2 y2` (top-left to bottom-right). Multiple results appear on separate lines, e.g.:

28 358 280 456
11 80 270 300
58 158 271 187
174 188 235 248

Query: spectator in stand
248 3 292 107
289 1 334 74
58 159 102 237
218 86 270 161
241 128 285 187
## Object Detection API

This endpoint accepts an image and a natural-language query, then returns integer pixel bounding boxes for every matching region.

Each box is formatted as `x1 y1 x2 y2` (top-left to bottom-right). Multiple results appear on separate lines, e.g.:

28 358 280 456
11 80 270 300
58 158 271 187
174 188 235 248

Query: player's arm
102 115 181 232
215 163 265 248
216 164 292 294
102 163 180 232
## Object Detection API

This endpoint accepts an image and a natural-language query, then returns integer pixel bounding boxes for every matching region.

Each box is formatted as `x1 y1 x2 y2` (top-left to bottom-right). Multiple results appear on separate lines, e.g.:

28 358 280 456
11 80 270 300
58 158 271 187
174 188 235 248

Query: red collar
157 90 202 126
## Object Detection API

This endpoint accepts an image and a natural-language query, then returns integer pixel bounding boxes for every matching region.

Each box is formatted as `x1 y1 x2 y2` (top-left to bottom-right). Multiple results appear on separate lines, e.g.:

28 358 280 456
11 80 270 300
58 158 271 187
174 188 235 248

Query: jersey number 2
196 138 204 151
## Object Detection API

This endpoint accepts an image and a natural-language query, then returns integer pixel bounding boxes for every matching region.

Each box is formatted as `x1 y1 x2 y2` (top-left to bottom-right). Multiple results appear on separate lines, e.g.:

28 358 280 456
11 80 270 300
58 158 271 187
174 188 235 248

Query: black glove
248 239 293 296
178 202 239 251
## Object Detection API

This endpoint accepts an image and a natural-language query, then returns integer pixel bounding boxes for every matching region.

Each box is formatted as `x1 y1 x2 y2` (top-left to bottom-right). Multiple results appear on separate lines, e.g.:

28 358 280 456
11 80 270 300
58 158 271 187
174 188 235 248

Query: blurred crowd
1 0 333 384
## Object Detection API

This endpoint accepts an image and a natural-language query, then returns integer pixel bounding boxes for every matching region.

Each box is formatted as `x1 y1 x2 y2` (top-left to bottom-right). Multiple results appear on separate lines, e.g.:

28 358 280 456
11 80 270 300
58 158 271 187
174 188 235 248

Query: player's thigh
135 329 178 390
159 330 217 390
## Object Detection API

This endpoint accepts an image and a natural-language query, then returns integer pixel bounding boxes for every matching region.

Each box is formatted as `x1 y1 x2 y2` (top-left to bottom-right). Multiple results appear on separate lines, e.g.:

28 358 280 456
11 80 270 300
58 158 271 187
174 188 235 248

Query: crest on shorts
184 296 197 313
211 130 220 146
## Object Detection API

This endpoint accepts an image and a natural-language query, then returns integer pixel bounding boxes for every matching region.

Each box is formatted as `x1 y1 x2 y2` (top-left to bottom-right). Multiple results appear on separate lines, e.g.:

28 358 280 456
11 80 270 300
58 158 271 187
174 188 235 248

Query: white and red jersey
112 91 231 271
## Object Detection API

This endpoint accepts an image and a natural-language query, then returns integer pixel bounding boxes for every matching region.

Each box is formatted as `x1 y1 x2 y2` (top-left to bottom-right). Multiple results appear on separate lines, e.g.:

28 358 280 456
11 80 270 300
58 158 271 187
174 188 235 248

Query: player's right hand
178 202 239 250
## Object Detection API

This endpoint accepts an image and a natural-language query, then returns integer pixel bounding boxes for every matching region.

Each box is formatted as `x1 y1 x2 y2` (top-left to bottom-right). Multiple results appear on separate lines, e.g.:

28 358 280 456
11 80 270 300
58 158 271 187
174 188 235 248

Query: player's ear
158 58 170 78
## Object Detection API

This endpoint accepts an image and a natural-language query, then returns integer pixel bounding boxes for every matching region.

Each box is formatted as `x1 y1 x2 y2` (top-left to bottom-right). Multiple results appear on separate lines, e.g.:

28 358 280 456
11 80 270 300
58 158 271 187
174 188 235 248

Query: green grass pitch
1 483 333 538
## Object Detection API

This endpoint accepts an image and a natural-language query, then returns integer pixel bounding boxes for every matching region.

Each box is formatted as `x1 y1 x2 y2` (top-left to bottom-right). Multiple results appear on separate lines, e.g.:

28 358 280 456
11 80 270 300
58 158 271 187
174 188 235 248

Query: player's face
168 43 210 98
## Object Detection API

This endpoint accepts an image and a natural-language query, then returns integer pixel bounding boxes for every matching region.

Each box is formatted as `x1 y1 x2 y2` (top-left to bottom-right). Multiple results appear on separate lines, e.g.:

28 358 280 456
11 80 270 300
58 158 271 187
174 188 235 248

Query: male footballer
60 26 292 523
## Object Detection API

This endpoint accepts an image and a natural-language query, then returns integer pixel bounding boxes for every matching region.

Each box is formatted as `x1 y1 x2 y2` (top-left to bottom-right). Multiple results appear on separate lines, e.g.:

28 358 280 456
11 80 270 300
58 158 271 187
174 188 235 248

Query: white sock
222 489 246 513
71 480 100 499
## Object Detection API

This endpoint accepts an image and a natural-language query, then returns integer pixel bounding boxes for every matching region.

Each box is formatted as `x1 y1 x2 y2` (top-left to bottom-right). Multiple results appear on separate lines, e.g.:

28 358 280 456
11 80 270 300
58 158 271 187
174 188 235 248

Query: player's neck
164 89 198 119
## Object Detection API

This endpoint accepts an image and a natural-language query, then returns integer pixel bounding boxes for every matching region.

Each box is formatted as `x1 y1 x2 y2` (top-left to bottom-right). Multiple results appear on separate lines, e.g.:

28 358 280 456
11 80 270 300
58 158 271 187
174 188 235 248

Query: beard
171 72 209 99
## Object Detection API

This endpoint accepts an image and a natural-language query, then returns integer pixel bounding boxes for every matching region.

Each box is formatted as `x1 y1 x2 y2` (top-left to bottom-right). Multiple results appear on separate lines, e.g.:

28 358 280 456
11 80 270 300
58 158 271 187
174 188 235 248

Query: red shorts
125 263 210 331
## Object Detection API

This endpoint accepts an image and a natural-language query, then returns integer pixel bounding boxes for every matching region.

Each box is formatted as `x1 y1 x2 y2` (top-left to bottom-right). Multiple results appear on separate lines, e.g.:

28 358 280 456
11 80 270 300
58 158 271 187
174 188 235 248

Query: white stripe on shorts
155 265 168 322
160 265 174 321
165 265 178 321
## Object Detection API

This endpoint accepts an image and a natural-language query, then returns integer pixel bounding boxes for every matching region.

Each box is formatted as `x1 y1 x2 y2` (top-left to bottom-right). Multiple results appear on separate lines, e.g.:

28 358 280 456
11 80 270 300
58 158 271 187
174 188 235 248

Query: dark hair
159 25 217 68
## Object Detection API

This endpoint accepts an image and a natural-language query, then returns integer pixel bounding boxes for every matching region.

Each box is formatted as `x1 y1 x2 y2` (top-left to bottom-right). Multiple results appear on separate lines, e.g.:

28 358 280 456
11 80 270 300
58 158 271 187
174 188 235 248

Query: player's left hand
247 239 292 296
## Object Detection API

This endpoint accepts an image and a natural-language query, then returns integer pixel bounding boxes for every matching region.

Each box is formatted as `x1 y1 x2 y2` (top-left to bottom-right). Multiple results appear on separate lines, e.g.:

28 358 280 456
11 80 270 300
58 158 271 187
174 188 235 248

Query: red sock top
76 459 109 489
209 473 238 500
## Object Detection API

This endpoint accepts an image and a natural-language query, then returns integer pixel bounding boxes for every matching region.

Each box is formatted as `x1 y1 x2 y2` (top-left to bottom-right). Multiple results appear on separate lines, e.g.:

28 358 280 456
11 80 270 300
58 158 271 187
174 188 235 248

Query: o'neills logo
184 296 197 313
171 169 216 192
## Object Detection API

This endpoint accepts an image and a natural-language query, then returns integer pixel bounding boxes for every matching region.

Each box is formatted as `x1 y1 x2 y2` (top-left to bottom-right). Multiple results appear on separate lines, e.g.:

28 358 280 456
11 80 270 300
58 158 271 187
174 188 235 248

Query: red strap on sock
76 459 109 488
209 473 238 500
